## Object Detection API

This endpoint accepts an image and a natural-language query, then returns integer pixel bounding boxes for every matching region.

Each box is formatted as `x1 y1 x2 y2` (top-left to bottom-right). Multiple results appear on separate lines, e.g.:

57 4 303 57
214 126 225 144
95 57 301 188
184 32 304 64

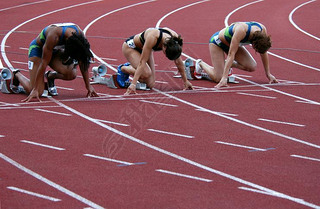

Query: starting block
90 64 150 90
184 58 196 80
200 71 238 83
181 58 239 83
0 67 25 94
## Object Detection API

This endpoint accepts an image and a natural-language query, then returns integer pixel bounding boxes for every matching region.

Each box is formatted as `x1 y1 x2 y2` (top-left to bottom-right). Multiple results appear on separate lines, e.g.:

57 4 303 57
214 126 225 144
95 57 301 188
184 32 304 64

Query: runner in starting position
13 23 98 102
194 21 278 88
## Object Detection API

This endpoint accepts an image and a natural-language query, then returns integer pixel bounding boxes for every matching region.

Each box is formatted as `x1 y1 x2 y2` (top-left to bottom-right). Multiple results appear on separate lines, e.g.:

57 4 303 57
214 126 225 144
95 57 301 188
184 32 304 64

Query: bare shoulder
232 22 247 38
258 23 268 33
162 27 178 36
144 28 160 38
233 22 248 31
143 28 159 46
45 26 60 40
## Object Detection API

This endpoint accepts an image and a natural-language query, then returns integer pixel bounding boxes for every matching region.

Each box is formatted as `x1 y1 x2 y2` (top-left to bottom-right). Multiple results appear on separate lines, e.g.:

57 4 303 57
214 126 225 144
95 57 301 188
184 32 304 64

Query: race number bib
214 35 222 45
126 39 136 49
28 61 34 70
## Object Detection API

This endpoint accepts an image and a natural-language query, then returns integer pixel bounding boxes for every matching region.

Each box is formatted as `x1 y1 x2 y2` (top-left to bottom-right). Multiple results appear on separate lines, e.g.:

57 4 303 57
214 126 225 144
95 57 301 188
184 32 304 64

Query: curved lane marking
289 0 320 41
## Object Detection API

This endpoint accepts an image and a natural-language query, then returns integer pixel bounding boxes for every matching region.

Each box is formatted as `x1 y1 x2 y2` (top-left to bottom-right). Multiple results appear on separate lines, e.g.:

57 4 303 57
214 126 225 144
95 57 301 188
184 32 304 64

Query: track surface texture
0 0 319 208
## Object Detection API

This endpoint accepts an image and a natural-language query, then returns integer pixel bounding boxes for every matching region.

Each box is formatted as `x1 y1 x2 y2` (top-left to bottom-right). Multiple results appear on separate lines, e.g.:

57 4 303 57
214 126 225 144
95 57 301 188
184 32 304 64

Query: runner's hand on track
215 77 228 89
183 80 193 90
22 88 42 103
86 86 99 98
268 74 278 84
124 83 137 95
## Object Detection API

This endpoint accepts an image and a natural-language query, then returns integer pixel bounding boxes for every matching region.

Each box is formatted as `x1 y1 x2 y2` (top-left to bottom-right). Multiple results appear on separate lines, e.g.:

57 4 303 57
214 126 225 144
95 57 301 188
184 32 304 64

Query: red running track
0 0 319 208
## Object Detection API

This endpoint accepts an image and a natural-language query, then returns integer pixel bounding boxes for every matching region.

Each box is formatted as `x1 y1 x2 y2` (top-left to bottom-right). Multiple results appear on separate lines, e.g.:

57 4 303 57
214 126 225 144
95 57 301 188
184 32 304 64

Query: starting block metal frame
90 69 150 91
181 58 239 83
0 67 25 94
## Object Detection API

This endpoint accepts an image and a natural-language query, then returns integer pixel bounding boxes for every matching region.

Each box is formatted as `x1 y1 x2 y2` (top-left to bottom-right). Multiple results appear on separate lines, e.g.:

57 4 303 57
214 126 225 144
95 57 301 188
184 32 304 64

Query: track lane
0 0 320 207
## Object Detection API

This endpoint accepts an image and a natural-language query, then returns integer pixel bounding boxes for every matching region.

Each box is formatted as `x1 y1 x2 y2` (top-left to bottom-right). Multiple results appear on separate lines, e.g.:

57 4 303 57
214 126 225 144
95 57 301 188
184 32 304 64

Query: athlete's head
64 33 93 70
251 31 272 54
163 35 183 60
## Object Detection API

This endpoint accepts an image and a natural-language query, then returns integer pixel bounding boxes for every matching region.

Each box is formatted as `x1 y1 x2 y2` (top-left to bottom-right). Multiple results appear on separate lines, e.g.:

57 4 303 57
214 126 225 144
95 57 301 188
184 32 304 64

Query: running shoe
116 63 130 88
45 71 58 96
194 59 203 79
12 69 20 86
228 68 233 77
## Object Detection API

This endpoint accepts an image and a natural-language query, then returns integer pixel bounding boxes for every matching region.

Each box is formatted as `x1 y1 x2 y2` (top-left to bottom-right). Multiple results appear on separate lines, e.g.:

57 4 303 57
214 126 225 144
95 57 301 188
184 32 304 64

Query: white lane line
7 186 61 202
50 95 320 209
192 85 211 90
95 119 130 127
0 135 5 138
267 51 320 72
234 74 253 78
155 80 168 84
239 185 309 204
157 88 320 149
147 128 194 139
155 0 211 61
238 186 306 203
235 76 320 105
295 100 318 105
83 0 156 71
277 79 306 85
195 109 238 117
1 0 103 70
258 118 305 127
100 57 118 62
56 86 74 91
83 0 156 34
11 61 28 65
20 140 65 151
107 96 169 101
78 1 319 207
156 169 212 182
224 0 264 27
34 109 72 116
0 0 51 12
0 101 20 107
83 154 133 165
215 141 267 152
139 100 178 107
225 0 320 69
224 0 320 74
237 92 276 99
289 0 319 41
156 0 210 28
0 153 104 209
0 105 59 110
291 154 320 162
239 186 272 195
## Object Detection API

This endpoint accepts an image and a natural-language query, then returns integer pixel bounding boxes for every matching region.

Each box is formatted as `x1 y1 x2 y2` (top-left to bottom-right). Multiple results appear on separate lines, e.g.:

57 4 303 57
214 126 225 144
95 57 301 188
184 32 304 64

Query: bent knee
244 61 257 72
147 81 155 89
63 71 77 80
247 65 257 72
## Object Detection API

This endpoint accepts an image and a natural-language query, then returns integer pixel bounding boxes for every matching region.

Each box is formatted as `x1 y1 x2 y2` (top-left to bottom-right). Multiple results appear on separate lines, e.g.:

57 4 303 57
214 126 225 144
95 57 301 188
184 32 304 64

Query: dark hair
251 31 272 54
64 33 93 70
163 35 183 60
